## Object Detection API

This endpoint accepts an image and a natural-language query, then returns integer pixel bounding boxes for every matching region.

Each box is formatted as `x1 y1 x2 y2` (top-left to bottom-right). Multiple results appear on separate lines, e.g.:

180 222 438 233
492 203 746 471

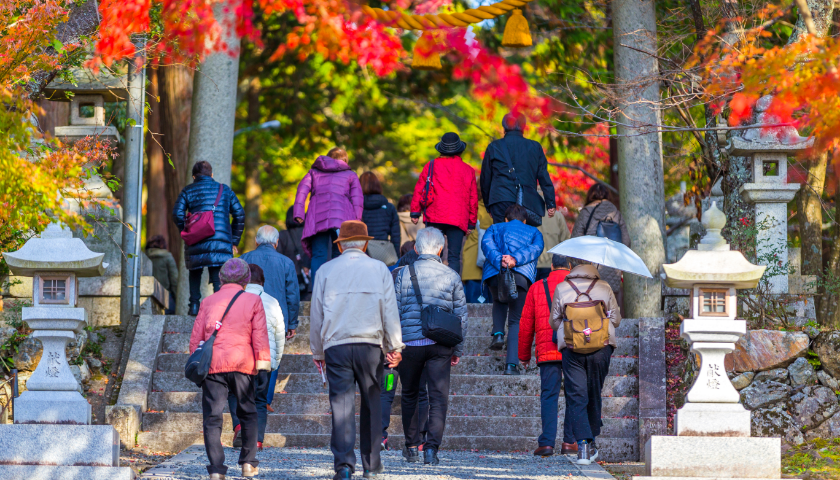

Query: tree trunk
158 64 194 265
822 183 840 328
798 152 828 278
145 65 169 246
241 77 263 252
612 0 666 318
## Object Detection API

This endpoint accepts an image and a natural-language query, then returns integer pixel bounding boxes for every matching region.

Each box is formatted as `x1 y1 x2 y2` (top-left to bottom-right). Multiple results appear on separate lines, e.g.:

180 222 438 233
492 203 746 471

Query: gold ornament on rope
362 0 535 70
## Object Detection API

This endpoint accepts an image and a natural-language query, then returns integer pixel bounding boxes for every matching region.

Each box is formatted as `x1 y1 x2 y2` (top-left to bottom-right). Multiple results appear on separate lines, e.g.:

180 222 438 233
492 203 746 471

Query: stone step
148 389 639 416
161 331 639 357
135 432 638 462
152 358 638 393
164 315 640 338
142 412 639 439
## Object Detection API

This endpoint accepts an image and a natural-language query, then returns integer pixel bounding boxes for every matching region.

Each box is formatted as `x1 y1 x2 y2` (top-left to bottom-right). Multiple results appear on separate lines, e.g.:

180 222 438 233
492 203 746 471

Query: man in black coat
480 114 557 226
173 161 246 315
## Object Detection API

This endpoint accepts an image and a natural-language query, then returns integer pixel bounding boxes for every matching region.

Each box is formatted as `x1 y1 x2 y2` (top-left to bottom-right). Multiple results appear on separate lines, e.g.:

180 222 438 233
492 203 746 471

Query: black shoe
188 302 200 316
363 464 384 478
402 446 420 463
333 466 352 480
489 333 505 351
504 363 520 375
424 447 440 465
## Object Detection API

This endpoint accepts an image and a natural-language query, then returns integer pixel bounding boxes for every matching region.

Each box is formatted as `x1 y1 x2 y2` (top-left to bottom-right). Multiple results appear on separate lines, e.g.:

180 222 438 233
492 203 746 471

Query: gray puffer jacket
394 254 467 358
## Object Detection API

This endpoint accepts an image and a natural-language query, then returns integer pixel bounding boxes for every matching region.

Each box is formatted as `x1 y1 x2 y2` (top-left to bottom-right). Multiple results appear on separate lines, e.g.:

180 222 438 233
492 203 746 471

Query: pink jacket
189 284 272 375
293 156 363 255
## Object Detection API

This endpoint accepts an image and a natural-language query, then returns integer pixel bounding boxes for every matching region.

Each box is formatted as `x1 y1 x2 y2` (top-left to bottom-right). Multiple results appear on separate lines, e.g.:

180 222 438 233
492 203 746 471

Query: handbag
497 266 518 304
584 202 623 243
420 159 436 213
184 290 245 387
408 264 463 348
476 219 487 268
367 240 399 266
500 142 543 227
181 184 223 246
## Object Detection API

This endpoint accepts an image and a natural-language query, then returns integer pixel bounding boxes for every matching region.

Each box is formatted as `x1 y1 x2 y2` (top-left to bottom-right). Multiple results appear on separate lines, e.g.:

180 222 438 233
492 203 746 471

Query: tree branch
548 162 618 193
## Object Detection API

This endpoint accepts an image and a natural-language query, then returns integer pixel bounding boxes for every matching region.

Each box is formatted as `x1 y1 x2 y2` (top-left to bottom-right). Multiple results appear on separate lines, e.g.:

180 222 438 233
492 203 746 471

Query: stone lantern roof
2 223 106 277
662 201 765 289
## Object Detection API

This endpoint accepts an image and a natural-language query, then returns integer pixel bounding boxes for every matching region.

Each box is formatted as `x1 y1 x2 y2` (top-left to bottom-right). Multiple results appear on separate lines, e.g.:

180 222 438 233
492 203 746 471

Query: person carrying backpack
548 259 621 466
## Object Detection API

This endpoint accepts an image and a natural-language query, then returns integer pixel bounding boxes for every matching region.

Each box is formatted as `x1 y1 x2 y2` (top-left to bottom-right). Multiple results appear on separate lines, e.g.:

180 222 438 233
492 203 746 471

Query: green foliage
807 350 821 368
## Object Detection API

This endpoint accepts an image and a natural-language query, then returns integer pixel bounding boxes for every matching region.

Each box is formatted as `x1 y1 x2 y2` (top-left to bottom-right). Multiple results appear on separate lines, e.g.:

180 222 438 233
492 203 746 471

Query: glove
254 370 270 393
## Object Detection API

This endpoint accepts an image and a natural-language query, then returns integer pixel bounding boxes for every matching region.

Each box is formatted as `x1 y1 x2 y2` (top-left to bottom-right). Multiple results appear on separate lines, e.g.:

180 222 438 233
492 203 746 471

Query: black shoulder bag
421 159 436 214
500 142 543 227
184 290 245 387
584 202 622 242
408 264 463 348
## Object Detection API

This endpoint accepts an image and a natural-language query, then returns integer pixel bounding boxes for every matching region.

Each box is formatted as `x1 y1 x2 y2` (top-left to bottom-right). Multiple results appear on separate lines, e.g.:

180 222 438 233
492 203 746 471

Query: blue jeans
310 229 340 282
539 361 575 447
266 369 279 406
463 280 490 303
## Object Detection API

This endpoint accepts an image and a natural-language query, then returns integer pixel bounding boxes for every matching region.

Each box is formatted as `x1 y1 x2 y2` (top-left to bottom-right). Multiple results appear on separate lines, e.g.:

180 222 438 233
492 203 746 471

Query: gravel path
140 445 614 480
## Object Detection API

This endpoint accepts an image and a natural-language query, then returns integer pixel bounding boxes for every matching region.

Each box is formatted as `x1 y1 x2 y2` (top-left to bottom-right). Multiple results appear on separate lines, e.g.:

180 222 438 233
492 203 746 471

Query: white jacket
246 284 285 370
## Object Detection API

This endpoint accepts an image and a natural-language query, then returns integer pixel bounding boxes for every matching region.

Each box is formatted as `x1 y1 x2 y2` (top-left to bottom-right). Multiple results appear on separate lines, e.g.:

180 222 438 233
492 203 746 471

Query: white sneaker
576 441 598 465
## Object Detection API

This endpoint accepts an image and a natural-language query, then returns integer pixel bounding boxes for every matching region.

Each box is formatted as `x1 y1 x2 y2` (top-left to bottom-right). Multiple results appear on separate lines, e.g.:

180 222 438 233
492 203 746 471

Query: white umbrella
548 236 653 278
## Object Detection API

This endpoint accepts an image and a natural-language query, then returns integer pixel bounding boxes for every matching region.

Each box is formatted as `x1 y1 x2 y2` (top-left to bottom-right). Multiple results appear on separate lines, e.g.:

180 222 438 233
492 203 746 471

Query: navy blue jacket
362 194 400 254
172 175 245 270
481 219 544 284
480 131 556 216
240 244 301 331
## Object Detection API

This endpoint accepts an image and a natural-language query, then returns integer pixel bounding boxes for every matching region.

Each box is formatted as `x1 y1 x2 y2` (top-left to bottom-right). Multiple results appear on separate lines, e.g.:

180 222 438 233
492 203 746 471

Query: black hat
435 132 467 156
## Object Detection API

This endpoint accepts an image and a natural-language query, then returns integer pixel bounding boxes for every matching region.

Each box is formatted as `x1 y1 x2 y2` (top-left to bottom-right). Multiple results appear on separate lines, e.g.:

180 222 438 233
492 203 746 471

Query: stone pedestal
641 436 781 479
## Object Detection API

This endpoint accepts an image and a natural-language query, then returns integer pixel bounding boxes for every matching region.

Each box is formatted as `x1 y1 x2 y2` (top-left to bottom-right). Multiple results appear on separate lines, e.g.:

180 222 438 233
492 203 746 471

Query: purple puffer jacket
293 156 363 255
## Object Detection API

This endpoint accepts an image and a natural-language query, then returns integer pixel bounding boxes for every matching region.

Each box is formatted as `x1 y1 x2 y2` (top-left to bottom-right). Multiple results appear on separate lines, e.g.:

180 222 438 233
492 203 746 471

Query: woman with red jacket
410 132 478 275
518 254 577 457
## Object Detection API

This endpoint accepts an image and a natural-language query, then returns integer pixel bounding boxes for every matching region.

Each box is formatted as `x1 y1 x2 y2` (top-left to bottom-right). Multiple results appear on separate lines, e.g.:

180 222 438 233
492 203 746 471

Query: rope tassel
411 31 442 70
502 9 532 47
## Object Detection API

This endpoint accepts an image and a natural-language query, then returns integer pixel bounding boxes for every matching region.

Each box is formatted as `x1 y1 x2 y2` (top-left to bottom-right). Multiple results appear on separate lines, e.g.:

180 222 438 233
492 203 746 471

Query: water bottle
384 368 396 392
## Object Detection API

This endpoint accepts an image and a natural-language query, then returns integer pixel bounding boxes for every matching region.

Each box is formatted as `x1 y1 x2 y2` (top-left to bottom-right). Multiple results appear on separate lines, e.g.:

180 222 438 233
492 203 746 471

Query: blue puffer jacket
172 175 245 270
481 220 544 284
240 244 301 331
394 255 467 358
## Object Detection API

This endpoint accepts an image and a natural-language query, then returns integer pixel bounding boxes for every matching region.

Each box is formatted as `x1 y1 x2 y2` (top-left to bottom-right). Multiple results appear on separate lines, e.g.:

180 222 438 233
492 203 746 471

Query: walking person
519 255 576 457
188 258 271 479
397 194 424 246
293 147 363 281
461 188 494 303
571 183 630 310
410 132 478 275
549 260 621 465
394 227 466 465
536 199 571 281
145 235 178 314
360 172 401 265
310 221 405 480
481 204 544 375
277 206 312 301
480 113 556 226
173 161 245 316
228 264 285 450
240 225 300 339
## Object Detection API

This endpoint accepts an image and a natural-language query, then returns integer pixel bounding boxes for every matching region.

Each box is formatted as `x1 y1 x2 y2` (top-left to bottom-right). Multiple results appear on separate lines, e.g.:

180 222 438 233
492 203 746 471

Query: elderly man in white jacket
229 264 285 450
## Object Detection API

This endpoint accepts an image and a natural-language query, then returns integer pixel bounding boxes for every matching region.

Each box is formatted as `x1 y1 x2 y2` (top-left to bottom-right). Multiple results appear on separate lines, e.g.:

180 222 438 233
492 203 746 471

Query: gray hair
339 240 367 250
415 227 445 255
255 225 280 246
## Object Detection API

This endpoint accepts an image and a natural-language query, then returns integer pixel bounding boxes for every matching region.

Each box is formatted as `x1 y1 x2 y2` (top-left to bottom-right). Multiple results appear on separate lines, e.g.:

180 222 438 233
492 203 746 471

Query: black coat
172 175 245 270
362 194 400 253
480 131 556 216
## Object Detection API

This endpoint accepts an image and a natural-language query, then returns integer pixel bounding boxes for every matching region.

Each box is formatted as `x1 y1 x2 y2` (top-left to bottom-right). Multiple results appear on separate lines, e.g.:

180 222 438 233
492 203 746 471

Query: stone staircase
136 303 643 461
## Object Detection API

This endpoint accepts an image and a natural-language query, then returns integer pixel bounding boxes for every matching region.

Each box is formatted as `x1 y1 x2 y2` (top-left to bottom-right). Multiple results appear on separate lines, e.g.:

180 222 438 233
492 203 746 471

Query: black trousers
381 369 429 442
488 201 542 227
399 343 453 450
228 373 269 442
201 372 258 475
538 361 575 447
562 346 613 442
425 222 465 275
325 343 384 474
189 266 222 306
490 284 528 365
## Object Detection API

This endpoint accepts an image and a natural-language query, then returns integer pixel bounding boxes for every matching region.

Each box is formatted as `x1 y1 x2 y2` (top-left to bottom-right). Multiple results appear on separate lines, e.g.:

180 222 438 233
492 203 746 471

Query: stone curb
138 443 204 479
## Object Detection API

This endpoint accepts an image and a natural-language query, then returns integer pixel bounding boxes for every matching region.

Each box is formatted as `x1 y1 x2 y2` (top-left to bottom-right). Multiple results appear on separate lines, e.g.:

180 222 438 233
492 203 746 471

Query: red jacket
519 269 569 364
410 156 478 233
189 284 272 375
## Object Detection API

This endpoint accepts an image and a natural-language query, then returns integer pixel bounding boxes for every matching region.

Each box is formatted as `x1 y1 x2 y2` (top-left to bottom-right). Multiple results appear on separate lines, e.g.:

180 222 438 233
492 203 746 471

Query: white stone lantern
638 203 791 480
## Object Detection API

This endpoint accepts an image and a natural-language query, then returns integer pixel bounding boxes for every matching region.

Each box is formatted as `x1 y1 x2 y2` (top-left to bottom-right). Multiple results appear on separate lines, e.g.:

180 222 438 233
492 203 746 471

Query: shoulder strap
212 184 224 211
565 278 592 302
583 202 603 235
542 278 552 306
500 140 520 188
584 279 598 296
211 290 245 335
422 160 435 213
408 264 424 307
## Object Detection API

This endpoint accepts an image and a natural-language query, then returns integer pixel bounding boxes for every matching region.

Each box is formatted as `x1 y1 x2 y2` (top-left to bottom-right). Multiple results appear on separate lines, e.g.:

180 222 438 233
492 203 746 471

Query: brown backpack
562 279 610 354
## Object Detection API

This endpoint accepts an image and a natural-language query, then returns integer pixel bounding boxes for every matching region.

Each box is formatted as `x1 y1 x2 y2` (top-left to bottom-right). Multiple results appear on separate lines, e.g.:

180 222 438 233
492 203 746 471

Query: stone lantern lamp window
40 277 68 303
34 272 77 307
699 288 728 316
763 160 779 176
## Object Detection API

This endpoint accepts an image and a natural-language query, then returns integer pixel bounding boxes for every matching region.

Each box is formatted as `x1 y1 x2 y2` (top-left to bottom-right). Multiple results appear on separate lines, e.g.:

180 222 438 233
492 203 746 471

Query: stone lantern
733 95 813 294
0 223 134 478
639 203 791 480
